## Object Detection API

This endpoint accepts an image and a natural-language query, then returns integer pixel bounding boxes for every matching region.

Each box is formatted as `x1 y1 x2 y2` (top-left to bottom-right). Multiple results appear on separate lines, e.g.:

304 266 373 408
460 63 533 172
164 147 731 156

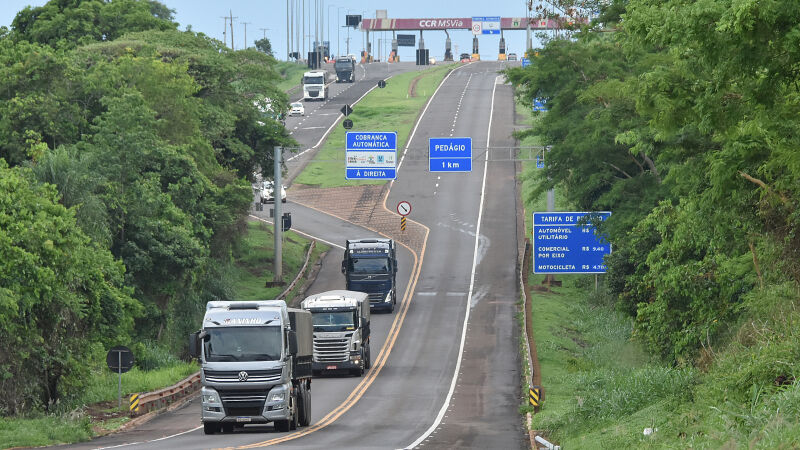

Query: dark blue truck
341 239 398 313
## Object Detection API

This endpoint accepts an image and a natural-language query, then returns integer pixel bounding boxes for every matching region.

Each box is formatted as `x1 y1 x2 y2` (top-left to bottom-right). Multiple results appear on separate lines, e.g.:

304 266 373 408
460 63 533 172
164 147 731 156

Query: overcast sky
1 0 540 60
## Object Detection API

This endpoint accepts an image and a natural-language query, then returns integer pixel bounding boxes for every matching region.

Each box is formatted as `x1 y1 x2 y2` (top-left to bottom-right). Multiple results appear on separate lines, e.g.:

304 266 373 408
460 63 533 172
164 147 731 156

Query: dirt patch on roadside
407 73 425 98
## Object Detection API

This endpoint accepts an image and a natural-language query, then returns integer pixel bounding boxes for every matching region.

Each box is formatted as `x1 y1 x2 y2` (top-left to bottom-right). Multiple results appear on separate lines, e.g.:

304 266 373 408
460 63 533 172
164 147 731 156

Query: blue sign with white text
533 212 612 274
429 137 472 172
346 131 397 180
521 57 530 67
533 98 548 112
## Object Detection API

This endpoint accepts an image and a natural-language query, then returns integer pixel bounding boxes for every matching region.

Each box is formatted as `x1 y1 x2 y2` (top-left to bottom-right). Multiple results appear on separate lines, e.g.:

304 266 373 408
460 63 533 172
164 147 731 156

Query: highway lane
58 61 526 449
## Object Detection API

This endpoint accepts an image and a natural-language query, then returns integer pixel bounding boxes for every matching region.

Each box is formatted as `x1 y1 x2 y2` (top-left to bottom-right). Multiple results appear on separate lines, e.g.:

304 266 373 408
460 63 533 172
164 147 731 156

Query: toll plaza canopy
360 17 585 31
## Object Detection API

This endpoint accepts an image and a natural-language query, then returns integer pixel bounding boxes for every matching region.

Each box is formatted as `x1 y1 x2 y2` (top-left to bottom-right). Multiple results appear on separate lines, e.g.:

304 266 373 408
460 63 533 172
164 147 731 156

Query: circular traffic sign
106 345 135 373
343 118 353 129
397 200 412 216
472 23 482 35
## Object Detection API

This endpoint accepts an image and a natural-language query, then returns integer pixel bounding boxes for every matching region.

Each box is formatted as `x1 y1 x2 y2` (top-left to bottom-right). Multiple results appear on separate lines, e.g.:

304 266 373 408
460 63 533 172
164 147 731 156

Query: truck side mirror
288 330 298 355
189 331 200 358
341 260 346 274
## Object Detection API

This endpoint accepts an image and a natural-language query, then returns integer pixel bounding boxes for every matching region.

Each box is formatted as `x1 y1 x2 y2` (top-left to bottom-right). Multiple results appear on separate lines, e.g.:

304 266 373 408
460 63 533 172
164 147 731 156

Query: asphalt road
59 61 526 450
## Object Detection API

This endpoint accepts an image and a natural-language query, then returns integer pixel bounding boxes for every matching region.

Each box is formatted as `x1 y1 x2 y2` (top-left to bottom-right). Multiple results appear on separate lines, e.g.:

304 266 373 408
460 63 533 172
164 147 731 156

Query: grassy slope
232 219 330 300
520 100 800 448
275 61 309 93
293 64 455 188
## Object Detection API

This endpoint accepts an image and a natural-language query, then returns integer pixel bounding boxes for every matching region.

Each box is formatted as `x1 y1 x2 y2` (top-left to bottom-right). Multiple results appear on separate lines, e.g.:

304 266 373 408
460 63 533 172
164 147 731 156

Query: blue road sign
429 137 472 172
536 155 545 169
533 98 548 112
532 212 612 274
346 131 397 180
521 57 530 67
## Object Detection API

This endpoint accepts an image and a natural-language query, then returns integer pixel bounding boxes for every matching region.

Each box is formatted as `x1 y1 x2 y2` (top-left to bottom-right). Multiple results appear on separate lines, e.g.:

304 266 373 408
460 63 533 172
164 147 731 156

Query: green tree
0 160 140 414
254 37 273 56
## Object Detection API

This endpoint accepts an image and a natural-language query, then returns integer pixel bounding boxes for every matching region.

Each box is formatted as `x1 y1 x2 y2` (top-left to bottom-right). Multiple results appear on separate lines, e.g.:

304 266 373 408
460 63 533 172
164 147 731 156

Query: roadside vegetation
510 0 800 446
293 63 455 188
0 1 325 448
275 61 309 93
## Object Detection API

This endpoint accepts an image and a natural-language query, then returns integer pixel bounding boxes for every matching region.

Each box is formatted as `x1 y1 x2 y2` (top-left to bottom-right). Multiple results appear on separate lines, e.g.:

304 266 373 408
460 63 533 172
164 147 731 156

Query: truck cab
341 239 398 313
334 57 356 83
301 290 371 376
189 301 313 434
302 70 327 101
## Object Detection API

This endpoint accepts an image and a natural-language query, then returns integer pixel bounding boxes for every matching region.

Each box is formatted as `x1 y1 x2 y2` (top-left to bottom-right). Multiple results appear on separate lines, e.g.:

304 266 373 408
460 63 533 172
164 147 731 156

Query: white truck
189 301 313 434
302 70 327 101
301 290 371 377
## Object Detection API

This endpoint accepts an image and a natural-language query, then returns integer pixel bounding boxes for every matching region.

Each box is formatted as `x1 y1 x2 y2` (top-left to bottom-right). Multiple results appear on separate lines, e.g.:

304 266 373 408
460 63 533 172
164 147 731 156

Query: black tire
274 419 290 432
364 345 371 370
203 423 219 435
289 394 299 430
298 385 311 427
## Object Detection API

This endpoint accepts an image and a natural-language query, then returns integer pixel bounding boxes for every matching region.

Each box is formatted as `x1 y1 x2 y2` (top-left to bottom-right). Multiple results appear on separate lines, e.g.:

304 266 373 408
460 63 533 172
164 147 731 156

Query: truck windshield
303 76 324 84
204 327 282 362
349 257 391 274
334 61 352 69
311 311 358 332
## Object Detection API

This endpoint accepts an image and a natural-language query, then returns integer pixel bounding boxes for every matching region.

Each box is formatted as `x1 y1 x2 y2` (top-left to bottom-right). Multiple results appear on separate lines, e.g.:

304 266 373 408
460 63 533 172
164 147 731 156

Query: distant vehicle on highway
429 56 436 65
302 70 327 101
288 102 305 116
507 52 518 61
342 239 398 313
334 56 356 83
260 181 287 204
459 53 471 63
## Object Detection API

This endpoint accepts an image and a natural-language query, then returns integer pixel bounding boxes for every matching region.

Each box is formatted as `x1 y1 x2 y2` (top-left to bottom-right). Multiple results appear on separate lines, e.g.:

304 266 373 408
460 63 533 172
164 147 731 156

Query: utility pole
229 10 238 50
273 146 283 282
286 0 290 60
242 21 251 49
220 16 228 47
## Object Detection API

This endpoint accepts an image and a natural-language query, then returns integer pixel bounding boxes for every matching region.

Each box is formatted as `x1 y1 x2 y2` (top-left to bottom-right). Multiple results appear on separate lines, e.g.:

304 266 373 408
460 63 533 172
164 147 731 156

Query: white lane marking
445 292 466 297
248 214 345 249
395 64 471 174
301 126 327 129
417 292 437 296
94 426 203 449
404 74 501 450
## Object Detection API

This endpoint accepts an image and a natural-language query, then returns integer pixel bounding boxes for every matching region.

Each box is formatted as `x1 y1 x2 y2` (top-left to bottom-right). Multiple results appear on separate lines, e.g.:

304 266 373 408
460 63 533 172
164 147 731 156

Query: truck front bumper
201 385 291 424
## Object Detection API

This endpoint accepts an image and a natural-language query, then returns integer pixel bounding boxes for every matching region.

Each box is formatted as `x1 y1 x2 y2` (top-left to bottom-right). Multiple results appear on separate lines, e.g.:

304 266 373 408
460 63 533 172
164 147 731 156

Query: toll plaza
359 16 585 63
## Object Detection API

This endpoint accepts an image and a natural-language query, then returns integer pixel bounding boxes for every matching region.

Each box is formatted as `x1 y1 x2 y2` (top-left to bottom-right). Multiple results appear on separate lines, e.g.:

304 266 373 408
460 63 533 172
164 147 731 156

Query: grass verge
275 61 309 93
292 63 456 188
233 219 330 299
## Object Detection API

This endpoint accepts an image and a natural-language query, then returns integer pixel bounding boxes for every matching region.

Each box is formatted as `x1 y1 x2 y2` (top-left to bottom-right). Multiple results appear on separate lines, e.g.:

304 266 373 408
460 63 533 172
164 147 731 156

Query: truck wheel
289 395 299 430
298 384 311 427
365 346 371 370
203 423 219 435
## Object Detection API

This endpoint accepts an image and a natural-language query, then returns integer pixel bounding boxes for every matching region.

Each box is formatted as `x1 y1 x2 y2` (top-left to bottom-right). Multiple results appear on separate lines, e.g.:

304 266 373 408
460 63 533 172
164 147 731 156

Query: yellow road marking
231 199 429 448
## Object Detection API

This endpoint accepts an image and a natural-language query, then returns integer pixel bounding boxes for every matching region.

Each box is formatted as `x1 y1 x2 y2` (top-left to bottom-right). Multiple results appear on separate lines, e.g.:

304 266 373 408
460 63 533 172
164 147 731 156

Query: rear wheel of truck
298 384 311 427
203 423 219 435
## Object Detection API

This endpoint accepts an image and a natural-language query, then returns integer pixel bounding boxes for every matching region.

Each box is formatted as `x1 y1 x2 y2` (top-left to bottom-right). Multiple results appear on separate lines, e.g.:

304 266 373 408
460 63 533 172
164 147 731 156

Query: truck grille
313 338 349 362
204 368 282 383
367 292 384 304
217 389 268 416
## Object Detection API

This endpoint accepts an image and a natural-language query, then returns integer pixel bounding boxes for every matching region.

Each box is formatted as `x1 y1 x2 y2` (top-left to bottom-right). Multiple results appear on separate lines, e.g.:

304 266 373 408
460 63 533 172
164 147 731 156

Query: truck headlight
384 292 392 303
269 391 285 402
203 394 218 404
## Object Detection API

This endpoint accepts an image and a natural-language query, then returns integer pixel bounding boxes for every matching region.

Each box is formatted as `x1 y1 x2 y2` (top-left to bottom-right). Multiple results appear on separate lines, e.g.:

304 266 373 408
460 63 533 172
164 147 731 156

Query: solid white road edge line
248 214 345 250
95 426 203 450
403 73 501 450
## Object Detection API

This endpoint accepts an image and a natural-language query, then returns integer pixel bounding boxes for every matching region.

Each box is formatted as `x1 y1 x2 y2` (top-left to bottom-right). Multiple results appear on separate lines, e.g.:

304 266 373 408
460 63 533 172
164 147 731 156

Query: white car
288 102 305 116
260 181 287 203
